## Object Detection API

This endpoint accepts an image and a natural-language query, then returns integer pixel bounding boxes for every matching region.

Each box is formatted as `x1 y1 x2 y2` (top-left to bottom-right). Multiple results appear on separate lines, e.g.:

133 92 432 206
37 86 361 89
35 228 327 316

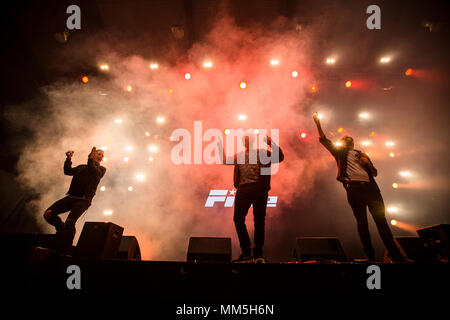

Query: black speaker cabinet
293 237 346 262
384 237 431 262
187 237 231 262
116 236 141 260
76 222 123 259
417 224 450 259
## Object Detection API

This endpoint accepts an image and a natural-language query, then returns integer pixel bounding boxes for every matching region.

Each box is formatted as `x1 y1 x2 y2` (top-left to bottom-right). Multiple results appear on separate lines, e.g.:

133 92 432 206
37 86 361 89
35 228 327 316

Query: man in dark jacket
218 134 284 263
43 147 106 250
313 113 405 262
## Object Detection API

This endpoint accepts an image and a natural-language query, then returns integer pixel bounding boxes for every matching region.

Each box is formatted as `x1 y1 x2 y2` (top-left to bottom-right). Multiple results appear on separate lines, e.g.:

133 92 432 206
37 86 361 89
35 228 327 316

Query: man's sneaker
255 257 266 264
232 253 254 263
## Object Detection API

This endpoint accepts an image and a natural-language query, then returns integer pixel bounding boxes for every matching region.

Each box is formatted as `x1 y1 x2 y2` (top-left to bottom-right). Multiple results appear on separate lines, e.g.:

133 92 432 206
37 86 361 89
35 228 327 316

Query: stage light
224 129 231 135
156 116 165 124
405 68 413 76
254 129 259 134
310 85 317 93
385 141 395 147
100 186 106 192
400 171 412 178
81 76 89 83
298 131 307 140
387 206 399 213
361 140 372 146
123 157 129 162
135 173 146 181
126 85 133 92
317 113 323 119
128 186 133 191
338 128 343 133
169 136 175 141
291 71 298 78
370 131 376 136
184 72 191 80
389 152 395 158
100 146 108 151
148 145 158 153
148 157 154 162
270 59 280 66
145 132 150 137
114 119 123 124
359 112 370 119
103 209 113 216
203 61 213 68
335 141 343 147
149 63 159 70
124 145 133 152
102 157 107 162
169 88 174 93
392 183 399 189
99 64 109 71
345 81 352 88
380 56 391 64
326 57 336 65
390 219 397 226
239 81 247 89
237 114 247 121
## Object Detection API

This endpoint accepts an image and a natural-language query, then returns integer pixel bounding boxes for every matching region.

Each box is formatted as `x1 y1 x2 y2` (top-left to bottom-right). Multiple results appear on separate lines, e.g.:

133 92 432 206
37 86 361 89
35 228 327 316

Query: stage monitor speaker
187 237 231 262
116 236 141 260
76 222 123 259
417 224 450 259
293 237 346 262
384 237 431 262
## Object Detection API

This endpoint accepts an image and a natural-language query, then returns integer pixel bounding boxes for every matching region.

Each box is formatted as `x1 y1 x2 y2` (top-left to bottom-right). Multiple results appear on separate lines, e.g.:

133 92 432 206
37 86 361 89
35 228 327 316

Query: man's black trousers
233 184 268 258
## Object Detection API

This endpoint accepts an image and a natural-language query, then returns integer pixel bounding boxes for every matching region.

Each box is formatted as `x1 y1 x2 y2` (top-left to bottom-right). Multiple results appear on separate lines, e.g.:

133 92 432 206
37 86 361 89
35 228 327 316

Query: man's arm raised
313 113 337 156
64 150 79 176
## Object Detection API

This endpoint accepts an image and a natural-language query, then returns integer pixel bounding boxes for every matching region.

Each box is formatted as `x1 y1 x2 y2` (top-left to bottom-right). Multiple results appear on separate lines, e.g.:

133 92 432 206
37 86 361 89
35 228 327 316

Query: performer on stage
312 113 406 262
43 147 106 251
218 134 284 263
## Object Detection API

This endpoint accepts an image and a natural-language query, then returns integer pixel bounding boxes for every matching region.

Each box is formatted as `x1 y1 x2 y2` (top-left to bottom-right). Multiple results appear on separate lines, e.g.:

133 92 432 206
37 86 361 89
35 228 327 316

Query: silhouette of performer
218 134 284 263
43 147 106 251
313 113 405 262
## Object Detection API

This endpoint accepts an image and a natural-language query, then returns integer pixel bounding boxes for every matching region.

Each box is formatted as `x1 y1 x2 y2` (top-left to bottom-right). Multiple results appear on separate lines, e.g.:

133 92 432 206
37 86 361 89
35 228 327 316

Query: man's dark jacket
64 158 106 201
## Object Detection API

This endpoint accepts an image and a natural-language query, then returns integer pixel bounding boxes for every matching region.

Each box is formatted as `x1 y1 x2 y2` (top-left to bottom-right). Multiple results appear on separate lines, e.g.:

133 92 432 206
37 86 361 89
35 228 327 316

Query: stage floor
3 248 448 299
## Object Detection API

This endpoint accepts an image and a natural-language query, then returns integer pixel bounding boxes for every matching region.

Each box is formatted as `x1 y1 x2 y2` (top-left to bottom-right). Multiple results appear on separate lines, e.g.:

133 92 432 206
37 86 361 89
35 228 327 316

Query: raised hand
312 112 320 123
88 147 97 159
65 150 74 159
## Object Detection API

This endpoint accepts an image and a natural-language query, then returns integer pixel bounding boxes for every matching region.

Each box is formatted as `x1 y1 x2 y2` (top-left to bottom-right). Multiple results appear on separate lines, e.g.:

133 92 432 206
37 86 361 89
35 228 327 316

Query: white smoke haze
5 16 333 260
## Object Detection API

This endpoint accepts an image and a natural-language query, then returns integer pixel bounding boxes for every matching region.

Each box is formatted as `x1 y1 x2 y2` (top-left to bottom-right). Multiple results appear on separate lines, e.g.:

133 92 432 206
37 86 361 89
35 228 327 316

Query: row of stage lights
81 56 415 93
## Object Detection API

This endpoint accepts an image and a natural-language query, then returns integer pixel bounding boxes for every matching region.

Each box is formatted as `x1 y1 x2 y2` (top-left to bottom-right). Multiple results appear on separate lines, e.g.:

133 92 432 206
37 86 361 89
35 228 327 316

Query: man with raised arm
312 113 405 263
218 134 284 263
43 147 106 251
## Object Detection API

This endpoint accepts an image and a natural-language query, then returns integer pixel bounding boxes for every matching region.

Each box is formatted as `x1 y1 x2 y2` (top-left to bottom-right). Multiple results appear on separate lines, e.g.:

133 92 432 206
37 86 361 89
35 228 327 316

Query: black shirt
64 158 106 201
